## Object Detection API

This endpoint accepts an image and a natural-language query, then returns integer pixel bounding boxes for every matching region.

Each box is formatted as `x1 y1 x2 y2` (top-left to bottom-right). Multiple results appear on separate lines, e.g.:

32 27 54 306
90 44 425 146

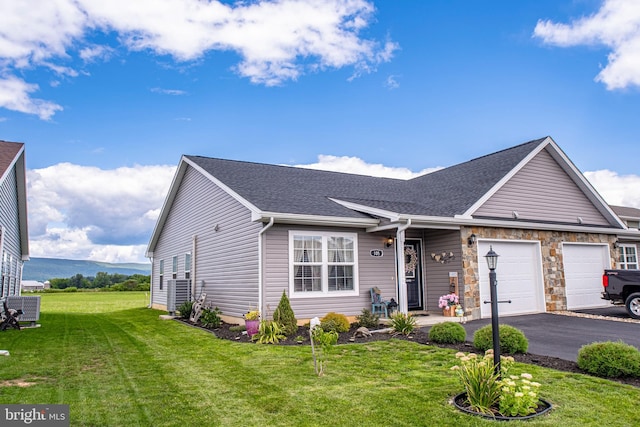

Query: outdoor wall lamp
385 237 394 248
613 240 620 249
467 233 476 246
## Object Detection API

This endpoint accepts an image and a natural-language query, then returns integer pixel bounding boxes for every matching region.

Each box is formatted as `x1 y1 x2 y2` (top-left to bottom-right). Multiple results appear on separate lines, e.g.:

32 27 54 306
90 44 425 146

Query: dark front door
405 240 423 310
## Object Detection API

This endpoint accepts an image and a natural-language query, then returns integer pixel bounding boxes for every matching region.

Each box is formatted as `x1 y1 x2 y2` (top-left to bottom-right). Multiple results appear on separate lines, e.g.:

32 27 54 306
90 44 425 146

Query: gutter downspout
395 219 412 314
191 235 197 300
258 218 275 317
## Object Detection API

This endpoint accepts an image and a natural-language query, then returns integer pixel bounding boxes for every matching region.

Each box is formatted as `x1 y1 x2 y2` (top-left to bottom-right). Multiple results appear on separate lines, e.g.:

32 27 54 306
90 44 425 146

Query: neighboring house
610 205 640 269
21 280 45 292
146 136 640 322
0 140 29 299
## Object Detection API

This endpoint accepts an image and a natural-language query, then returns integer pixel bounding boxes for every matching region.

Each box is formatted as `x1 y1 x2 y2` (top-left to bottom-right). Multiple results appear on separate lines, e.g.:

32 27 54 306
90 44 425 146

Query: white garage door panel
563 244 610 310
478 241 545 318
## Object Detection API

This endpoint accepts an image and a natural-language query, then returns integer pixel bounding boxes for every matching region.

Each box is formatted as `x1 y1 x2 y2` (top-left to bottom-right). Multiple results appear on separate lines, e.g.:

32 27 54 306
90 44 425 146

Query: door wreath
404 247 418 274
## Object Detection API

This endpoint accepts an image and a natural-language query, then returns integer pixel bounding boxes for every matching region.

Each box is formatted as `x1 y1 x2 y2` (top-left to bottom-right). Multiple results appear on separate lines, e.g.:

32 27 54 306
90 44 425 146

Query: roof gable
0 140 29 259
473 147 612 226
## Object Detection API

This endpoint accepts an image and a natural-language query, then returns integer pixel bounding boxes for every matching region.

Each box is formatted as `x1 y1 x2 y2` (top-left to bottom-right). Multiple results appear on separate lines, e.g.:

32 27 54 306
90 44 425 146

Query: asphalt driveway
460 308 640 362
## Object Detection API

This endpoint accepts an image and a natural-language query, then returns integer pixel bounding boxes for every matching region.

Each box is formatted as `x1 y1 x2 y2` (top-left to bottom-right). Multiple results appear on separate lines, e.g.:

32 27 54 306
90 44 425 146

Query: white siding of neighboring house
474 148 610 226
152 166 262 316
262 224 397 320
0 165 24 298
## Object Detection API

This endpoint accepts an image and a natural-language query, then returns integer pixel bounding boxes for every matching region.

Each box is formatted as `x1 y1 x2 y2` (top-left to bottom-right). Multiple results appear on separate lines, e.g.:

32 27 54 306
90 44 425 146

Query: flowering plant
244 309 260 321
498 373 541 416
450 350 542 417
438 293 459 308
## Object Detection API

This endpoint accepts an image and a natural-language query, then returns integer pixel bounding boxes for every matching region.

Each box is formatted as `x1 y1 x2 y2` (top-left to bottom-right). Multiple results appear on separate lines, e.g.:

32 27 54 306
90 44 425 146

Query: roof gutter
258 217 275 317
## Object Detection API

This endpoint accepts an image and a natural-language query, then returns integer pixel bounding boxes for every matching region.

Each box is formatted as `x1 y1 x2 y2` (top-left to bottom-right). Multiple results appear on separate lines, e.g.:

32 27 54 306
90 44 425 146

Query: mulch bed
179 319 640 388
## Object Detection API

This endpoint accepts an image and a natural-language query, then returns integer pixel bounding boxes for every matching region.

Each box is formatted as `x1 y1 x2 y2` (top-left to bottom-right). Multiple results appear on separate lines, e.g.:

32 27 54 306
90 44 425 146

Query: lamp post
484 246 501 377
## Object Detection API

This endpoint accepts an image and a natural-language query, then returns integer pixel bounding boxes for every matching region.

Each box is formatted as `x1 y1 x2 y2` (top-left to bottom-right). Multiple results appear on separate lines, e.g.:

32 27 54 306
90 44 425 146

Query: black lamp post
484 246 501 377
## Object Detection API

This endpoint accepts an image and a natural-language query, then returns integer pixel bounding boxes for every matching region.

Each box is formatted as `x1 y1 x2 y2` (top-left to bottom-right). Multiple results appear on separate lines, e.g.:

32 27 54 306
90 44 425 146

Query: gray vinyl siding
152 166 261 316
262 225 396 320
0 165 24 297
422 230 463 311
474 148 610 226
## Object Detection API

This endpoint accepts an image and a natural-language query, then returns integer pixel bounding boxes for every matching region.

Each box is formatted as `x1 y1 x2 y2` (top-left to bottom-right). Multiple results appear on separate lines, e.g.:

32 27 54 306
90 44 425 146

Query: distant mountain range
22 257 151 282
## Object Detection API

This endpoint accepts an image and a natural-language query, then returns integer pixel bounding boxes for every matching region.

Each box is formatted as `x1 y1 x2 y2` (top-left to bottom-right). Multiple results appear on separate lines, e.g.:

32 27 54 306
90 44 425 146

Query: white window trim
288 230 359 299
618 244 639 269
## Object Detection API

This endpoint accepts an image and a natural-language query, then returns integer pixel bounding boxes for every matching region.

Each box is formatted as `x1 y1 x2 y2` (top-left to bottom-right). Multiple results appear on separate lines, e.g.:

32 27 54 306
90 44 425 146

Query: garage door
478 241 545 318
563 243 610 310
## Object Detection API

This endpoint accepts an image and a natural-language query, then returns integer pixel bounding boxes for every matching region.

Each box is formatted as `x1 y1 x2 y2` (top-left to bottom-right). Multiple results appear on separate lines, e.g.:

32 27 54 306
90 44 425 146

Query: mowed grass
0 292 638 426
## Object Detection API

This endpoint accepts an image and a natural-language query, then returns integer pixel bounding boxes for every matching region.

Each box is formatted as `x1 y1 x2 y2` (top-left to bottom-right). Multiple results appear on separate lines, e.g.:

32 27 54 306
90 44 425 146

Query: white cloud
294 154 440 179
0 0 396 118
27 163 176 263
0 75 63 120
385 74 399 89
151 87 187 96
585 169 640 208
534 0 640 89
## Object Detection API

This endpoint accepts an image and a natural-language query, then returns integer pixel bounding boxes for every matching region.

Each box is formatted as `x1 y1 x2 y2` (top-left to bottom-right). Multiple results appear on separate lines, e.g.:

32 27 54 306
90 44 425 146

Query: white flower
455 352 465 358
521 373 533 380
531 382 541 387
515 392 524 398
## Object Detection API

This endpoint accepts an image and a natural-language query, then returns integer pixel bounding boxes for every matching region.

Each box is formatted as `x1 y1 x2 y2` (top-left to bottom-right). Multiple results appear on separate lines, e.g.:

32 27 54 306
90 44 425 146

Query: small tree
273 290 298 336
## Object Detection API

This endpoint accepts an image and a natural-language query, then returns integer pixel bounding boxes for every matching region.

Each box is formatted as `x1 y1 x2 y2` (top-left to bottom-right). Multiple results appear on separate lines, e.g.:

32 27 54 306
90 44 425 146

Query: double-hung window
618 244 638 269
289 231 358 297
172 256 178 279
185 253 191 280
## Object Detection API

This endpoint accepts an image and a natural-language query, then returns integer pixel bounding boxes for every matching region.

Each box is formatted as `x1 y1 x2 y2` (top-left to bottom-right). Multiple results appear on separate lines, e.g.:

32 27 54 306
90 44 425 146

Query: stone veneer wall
459 226 617 319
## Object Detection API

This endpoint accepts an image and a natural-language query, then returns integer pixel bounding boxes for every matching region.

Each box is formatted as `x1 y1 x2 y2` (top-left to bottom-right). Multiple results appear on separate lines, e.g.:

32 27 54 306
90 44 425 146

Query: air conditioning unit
166 279 191 315
7 295 41 325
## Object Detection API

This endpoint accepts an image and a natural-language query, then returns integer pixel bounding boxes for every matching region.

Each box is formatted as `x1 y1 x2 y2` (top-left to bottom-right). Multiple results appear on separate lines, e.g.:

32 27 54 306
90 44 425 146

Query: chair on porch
370 287 389 318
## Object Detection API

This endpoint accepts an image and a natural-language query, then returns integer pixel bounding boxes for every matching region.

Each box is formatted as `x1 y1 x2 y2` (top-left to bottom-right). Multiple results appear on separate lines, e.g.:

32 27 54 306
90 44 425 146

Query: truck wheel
625 293 640 319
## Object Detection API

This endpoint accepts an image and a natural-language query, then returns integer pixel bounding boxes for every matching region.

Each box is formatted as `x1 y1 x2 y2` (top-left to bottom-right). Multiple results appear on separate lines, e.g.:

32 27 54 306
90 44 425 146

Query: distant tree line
49 272 150 291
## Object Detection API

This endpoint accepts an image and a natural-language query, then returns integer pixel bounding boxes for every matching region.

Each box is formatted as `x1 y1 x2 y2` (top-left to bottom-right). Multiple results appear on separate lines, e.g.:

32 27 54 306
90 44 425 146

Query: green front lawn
1 292 638 426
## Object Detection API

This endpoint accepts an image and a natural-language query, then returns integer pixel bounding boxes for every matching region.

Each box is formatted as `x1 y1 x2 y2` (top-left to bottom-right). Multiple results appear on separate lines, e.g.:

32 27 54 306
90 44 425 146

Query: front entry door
405 240 423 310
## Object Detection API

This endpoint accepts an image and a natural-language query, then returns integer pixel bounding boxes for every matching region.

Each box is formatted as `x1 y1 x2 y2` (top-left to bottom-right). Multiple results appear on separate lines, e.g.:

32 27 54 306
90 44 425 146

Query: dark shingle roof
185 137 546 218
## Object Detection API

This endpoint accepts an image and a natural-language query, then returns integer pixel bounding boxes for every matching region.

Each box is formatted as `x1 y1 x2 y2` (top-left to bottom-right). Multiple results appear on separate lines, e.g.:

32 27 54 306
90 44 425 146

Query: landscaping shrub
63 287 78 292
577 341 640 378
320 312 350 333
428 321 466 344
273 290 298 336
253 320 286 344
177 301 193 320
355 308 380 329
200 307 222 329
473 324 528 354
390 312 416 335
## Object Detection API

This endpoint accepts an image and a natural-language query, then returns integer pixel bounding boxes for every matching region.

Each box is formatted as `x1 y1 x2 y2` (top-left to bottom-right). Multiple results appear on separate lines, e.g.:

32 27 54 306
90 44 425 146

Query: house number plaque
370 249 384 257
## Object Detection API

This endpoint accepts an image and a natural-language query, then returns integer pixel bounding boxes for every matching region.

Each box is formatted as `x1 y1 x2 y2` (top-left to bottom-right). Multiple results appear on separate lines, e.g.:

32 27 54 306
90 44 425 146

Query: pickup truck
602 269 640 319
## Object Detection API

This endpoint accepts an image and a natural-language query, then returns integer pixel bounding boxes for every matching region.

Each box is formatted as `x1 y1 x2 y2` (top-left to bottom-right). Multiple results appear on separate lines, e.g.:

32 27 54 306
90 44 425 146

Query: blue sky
1 0 639 263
